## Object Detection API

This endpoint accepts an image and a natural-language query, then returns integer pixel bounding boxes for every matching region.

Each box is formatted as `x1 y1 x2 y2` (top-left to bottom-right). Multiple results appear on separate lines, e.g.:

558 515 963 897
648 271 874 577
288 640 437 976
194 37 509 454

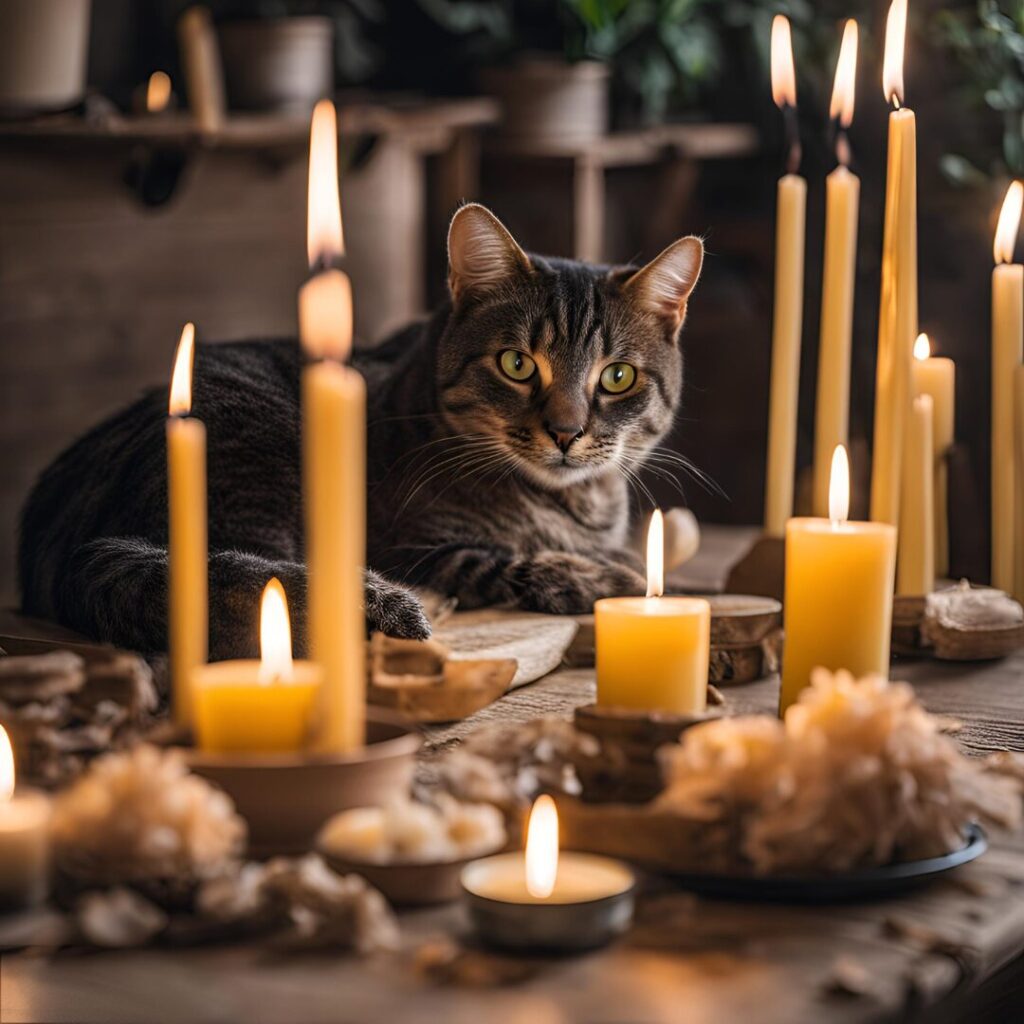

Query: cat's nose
545 422 584 453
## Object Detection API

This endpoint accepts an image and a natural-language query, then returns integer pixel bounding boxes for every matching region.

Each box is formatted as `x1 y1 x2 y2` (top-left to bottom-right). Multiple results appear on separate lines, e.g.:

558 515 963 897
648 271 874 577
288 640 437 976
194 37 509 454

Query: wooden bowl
187 709 421 858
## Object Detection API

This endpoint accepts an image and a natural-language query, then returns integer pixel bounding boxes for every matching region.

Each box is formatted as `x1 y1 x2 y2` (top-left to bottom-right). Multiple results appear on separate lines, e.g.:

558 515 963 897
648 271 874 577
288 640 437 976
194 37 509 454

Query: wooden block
723 535 786 602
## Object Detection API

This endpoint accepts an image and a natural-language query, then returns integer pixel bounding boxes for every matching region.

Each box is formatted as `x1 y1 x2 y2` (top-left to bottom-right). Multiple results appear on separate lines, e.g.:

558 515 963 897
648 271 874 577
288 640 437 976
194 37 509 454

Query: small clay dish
187 709 421 858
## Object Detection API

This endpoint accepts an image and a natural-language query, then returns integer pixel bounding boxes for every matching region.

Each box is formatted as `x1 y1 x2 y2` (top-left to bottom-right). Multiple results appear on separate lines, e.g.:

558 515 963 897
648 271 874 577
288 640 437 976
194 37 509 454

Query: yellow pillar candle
0 726 51 910
813 20 860 519
1014 365 1024 601
992 181 1024 591
301 99 366 752
166 322 207 730
764 15 806 537
871 0 917 528
193 579 322 753
896 395 935 595
912 334 955 576
781 446 897 714
596 510 710 714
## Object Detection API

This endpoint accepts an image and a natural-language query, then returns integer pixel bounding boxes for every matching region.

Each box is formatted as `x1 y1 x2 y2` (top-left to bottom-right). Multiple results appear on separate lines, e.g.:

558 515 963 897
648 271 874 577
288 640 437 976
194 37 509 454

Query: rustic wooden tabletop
2 527 1023 1024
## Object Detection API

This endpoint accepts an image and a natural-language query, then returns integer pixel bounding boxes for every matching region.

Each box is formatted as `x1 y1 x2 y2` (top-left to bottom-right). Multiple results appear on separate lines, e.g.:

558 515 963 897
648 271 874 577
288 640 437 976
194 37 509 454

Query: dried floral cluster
318 795 506 865
0 650 158 787
657 669 1023 874
51 745 246 901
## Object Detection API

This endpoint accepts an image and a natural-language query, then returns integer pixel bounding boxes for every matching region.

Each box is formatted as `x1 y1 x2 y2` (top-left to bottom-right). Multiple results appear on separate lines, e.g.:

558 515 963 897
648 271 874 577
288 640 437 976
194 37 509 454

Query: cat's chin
513 456 606 491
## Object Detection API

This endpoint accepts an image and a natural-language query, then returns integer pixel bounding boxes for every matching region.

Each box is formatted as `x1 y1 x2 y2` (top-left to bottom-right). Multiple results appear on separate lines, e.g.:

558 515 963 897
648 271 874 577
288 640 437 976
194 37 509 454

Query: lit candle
166 323 207 730
992 180 1023 591
1015 365 1024 601
764 14 807 537
146 71 172 114
193 578 322 753
871 0 918 528
301 99 366 752
911 334 955 576
460 795 635 951
595 510 711 715
781 446 897 713
812 20 860 519
896 395 935 595
0 725 51 910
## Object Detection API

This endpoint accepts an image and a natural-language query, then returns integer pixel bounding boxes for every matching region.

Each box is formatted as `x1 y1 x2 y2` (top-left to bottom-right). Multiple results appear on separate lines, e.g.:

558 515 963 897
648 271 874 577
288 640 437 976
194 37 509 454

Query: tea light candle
595 510 711 714
781 446 897 713
193 578 322 753
460 796 634 951
0 726 51 911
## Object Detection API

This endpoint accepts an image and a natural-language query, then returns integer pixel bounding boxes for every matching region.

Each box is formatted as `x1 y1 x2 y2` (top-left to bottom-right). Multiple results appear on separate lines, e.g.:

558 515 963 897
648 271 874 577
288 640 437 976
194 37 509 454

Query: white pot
0 0 91 114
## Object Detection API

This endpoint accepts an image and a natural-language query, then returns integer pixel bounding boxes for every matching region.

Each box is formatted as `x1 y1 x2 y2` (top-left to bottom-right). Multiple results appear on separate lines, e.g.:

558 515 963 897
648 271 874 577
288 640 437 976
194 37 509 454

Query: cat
19 204 703 660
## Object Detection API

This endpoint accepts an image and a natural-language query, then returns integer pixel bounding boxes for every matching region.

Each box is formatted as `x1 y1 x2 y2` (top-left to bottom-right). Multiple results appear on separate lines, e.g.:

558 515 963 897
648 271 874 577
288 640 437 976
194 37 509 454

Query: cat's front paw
514 552 645 615
365 570 432 639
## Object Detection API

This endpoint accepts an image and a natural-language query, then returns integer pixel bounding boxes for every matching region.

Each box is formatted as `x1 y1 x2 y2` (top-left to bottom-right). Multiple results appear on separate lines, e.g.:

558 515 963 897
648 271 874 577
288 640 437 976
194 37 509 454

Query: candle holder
186 708 420 858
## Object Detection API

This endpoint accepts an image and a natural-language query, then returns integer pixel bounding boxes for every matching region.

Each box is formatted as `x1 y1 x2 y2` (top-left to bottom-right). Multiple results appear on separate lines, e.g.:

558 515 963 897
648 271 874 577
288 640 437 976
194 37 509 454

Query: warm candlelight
193 578 322 753
813 20 860 518
896 394 935 595
0 725 51 910
764 14 807 536
781 446 897 713
911 334 955 576
992 180 1023 591
1015 365 1024 601
146 71 172 113
595 510 710 714
871 0 918 528
301 98 367 752
166 322 208 730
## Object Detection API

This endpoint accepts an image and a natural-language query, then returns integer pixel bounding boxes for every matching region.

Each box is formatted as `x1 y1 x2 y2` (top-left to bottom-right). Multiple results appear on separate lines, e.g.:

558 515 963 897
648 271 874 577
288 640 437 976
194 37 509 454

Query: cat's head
437 204 703 490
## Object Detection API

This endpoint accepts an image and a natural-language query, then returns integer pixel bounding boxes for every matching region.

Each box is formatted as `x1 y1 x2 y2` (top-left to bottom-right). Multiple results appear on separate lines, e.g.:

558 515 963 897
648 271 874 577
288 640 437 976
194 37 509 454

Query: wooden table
3 528 1024 1023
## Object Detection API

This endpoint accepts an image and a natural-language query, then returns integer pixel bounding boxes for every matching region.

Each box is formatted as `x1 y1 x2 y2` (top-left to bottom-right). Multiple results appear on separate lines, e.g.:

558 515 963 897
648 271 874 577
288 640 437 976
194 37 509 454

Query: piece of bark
0 651 86 703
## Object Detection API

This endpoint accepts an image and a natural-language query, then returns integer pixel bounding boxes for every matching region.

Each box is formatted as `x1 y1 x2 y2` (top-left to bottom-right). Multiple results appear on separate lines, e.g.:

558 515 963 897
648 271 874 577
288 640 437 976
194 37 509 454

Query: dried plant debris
51 745 246 902
822 956 879 999
76 887 169 948
415 936 540 988
656 669 1022 875
923 582 1024 660
0 649 158 788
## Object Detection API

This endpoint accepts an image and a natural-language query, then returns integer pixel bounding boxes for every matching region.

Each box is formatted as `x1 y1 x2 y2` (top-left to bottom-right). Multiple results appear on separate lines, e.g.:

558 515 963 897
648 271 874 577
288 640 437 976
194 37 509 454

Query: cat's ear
448 203 531 304
623 236 704 329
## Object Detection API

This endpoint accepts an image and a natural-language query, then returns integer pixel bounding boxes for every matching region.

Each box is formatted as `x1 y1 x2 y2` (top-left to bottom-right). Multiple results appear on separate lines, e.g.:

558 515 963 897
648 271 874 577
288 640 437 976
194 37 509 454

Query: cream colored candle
166 322 207 730
813 20 860 519
177 6 225 134
781 446 897 713
595 510 710 714
302 100 366 752
896 395 935 595
911 334 955 576
0 726 51 910
871 0 917 528
1014 365 1024 600
764 15 806 536
992 181 1023 591
193 579 322 753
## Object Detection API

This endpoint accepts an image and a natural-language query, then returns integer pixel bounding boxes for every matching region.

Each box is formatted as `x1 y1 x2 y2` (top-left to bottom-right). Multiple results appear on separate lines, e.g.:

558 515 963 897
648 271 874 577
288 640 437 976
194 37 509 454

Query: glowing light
914 333 930 361
646 508 664 599
994 181 1023 265
306 99 344 268
829 445 850 526
259 578 294 684
146 71 171 113
829 21 858 128
883 0 907 107
0 725 14 802
168 323 195 416
770 16 797 109
525 795 558 899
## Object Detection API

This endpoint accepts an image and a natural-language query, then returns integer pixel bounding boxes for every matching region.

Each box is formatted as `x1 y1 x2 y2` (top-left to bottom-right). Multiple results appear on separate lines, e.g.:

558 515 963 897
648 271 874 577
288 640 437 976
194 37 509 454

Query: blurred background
0 0 1020 606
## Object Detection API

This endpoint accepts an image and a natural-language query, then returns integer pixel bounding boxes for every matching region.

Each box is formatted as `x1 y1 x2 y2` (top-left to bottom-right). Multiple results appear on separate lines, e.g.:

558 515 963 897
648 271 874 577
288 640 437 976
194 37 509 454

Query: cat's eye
498 350 536 382
599 362 637 394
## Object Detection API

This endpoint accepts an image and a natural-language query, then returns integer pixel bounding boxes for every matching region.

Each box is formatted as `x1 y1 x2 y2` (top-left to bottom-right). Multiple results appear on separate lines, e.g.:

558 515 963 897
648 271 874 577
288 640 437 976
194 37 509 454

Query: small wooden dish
187 709 421 858
706 594 782 645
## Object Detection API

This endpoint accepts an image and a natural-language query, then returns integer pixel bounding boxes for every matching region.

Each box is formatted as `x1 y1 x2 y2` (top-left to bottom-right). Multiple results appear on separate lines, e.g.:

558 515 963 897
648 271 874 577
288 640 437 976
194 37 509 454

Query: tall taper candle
896 394 934 595
301 99 366 752
1014 364 1024 601
166 322 207 729
992 180 1023 591
764 15 806 536
813 20 860 518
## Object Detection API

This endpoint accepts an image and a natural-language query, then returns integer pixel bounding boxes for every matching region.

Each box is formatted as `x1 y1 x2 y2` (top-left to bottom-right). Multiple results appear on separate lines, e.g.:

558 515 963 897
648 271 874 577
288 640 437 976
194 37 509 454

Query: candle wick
783 104 801 175
835 130 851 170
891 94 902 112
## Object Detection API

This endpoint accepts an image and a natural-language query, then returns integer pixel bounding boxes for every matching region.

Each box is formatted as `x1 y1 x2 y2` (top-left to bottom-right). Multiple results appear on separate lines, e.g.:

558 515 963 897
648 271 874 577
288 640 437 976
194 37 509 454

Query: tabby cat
19 204 703 659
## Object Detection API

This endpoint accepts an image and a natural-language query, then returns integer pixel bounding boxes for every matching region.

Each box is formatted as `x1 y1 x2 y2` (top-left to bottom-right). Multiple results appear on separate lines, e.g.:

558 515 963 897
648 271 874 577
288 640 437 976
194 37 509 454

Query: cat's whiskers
394 436 511 517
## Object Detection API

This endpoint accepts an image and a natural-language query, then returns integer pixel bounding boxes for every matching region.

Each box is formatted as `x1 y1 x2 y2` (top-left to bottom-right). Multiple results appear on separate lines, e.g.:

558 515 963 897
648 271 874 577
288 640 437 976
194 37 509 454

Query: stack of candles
164 99 367 755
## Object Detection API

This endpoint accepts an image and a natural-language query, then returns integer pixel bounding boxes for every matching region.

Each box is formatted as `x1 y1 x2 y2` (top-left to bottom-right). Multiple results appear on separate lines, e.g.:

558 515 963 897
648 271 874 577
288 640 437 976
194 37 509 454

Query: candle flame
646 508 664 599
770 16 797 109
306 99 344 268
914 332 930 361
882 0 907 107
829 21 858 128
829 445 850 526
0 725 14 802
259 578 294 684
146 71 171 113
168 322 195 416
994 181 1023 265
525 795 558 899
298 269 353 362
